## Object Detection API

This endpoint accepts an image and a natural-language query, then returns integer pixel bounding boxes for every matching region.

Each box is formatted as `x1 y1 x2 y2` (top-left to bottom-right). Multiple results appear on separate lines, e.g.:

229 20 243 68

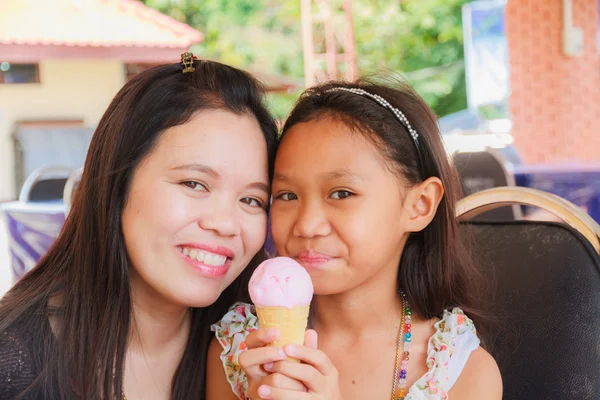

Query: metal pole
343 0 358 80
301 0 315 86
322 2 337 80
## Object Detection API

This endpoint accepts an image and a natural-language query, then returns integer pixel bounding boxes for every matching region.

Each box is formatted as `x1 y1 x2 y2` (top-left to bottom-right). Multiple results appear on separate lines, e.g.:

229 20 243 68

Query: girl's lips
296 251 334 269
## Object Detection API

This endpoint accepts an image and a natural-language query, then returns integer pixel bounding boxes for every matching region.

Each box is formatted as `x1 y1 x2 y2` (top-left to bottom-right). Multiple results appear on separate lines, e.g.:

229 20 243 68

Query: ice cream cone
256 304 310 362
249 257 314 362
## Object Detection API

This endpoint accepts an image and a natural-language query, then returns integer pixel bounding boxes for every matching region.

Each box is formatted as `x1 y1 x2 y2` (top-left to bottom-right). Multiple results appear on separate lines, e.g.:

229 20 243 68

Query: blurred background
1 0 599 296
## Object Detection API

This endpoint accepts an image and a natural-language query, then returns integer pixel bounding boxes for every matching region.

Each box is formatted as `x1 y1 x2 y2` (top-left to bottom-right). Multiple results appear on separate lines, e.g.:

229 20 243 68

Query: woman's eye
330 190 354 200
181 181 208 192
274 192 298 201
241 197 265 209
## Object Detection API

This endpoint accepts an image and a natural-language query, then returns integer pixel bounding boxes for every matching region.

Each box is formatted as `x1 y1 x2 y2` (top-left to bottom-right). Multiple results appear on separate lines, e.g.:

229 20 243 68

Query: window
0 63 40 84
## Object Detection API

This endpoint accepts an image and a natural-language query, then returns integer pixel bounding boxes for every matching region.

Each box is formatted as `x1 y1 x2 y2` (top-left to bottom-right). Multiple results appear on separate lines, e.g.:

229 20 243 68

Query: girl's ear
404 177 444 232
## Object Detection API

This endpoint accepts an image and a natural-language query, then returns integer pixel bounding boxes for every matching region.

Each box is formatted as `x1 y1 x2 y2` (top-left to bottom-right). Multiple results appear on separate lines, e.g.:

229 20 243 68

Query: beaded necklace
391 292 412 400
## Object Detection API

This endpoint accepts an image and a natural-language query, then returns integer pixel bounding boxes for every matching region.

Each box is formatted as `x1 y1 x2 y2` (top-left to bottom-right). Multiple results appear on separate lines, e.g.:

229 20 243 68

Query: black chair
457 187 600 399
453 149 521 220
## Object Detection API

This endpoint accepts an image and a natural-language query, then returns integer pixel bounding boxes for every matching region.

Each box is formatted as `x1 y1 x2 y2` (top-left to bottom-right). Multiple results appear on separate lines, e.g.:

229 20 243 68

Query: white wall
0 215 10 297
0 59 125 200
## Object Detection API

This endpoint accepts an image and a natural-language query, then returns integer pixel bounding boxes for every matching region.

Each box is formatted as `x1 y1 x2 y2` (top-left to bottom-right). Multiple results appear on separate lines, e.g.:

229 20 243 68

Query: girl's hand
255 330 343 400
238 328 308 398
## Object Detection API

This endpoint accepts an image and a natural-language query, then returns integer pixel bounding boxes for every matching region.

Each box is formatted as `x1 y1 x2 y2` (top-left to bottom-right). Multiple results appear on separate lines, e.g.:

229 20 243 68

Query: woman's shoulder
0 321 39 399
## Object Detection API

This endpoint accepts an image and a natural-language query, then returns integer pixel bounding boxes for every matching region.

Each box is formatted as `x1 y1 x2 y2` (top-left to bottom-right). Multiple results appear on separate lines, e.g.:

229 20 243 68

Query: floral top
211 302 480 400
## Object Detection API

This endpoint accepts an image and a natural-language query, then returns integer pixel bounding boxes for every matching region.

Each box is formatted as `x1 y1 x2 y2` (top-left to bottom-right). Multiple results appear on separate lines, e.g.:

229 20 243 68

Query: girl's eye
241 197 265 209
274 192 298 201
330 190 354 200
181 181 208 192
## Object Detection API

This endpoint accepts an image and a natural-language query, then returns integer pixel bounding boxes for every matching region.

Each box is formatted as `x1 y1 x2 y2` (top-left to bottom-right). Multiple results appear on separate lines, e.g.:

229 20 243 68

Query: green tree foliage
143 0 470 119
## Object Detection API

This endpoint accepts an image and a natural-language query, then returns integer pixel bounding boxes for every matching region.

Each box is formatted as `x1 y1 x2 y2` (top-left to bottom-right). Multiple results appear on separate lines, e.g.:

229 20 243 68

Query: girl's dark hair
0 60 278 399
281 78 484 330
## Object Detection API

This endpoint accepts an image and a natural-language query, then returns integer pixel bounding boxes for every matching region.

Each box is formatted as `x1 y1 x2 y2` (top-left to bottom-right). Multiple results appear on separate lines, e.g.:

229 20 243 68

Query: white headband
326 87 420 154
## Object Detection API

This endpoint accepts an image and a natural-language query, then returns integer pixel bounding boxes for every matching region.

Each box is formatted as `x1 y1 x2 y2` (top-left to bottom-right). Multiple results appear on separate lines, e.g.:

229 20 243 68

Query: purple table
1 201 66 283
514 163 600 223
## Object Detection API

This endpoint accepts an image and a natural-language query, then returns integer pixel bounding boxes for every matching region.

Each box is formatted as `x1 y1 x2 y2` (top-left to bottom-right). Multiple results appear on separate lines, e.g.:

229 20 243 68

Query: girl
208 79 502 399
0 55 278 400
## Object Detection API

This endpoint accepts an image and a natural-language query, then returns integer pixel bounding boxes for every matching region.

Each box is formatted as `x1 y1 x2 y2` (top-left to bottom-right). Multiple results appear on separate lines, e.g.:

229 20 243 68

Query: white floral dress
211 302 480 400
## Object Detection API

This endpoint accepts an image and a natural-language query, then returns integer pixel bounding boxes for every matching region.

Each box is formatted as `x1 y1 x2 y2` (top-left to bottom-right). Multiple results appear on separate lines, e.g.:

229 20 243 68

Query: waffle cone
256 305 310 363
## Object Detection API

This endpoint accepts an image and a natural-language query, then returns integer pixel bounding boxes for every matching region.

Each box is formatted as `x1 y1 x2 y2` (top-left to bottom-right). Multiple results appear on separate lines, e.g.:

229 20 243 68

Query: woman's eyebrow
171 163 219 178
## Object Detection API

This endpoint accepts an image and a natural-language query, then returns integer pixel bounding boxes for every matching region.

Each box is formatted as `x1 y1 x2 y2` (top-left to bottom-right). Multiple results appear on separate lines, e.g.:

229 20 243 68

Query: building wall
0 59 125 200
506 0 600 163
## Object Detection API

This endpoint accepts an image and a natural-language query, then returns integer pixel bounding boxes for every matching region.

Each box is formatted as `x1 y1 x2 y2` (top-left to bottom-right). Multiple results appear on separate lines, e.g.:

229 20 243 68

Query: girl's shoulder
210 302 257 400
408 307 482 399
211 302 258 344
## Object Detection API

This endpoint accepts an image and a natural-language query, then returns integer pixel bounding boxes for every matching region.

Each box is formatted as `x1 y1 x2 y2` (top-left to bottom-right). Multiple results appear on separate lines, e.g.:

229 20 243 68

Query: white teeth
180 247 228 266
204 254 227 266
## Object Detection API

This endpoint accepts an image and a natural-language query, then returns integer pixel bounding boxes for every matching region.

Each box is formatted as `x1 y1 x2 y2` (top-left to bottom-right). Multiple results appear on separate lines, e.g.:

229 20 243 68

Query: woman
0 54 278 400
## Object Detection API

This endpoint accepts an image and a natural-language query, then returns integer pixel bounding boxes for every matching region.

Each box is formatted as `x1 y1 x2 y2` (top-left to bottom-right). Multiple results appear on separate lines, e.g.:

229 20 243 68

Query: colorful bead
391 292 411 400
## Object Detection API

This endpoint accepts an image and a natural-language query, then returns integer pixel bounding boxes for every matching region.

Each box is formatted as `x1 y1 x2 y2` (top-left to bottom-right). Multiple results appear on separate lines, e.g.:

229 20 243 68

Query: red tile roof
0 0 202 48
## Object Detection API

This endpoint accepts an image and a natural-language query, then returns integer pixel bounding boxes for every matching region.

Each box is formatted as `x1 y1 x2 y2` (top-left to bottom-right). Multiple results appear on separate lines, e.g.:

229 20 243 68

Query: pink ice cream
249 257 314 309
